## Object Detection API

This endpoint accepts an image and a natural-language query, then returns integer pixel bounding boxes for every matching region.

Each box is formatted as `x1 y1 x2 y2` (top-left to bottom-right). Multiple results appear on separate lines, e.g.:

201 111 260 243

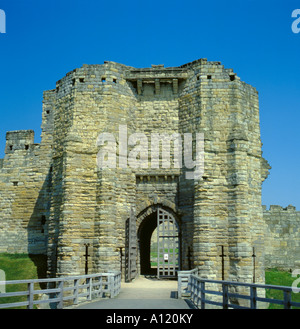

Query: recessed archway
137 205 180 278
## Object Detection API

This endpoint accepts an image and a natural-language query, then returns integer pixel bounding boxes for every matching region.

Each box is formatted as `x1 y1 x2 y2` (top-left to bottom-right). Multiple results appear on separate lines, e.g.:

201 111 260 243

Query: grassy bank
0 253 47 309
265 268 300 309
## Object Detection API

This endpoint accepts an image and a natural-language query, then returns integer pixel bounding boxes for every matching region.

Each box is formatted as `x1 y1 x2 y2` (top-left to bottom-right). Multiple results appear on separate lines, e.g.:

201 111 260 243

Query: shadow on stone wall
27 167 52 280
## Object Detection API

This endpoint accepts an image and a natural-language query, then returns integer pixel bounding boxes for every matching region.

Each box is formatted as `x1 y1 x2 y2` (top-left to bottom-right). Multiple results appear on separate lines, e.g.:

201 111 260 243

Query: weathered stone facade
264 205 300 271
0 58 276 285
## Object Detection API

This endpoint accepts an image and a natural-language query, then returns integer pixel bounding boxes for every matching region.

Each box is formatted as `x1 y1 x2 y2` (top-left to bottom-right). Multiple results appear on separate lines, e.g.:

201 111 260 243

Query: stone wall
0 59 276 286
264 205 300 271
0 91 53 254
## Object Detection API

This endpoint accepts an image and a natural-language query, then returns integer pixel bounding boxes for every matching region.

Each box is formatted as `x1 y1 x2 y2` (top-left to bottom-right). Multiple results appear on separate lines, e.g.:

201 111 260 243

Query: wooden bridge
0 269 300 309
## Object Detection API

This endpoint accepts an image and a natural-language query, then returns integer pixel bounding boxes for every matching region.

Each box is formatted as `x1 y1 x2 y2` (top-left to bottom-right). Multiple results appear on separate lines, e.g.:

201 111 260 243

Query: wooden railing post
109 275 114 298
57 280 64 309
116 273 121 295
196 278 200 307
200 281 205 309
178 273 182 298
27 282 34 309
187 274 192 297
73 279 79 305
86 278 92 300
250 286 257 309
190 276 194 302
222 283 229 309
284 290 292 309
97 276 102 297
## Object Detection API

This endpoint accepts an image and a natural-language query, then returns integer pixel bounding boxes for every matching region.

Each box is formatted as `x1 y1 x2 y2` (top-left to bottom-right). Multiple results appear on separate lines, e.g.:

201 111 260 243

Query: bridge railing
0 271 121 309
178 269 300 309
177 269 198 298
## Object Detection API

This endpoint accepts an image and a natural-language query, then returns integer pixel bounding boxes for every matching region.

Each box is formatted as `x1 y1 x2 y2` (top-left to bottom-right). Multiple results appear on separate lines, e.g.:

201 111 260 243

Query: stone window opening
46 110 50 115
25 145 29 150
230 75 235 81
9 145 13 151
102 77 106 83
113 78 117 84
207 75 212 80
13 181 18 186
79 78 85 83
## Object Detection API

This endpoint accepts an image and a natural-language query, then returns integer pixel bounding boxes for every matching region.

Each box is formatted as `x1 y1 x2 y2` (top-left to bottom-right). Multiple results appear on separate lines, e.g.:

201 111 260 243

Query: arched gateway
136 206 180 279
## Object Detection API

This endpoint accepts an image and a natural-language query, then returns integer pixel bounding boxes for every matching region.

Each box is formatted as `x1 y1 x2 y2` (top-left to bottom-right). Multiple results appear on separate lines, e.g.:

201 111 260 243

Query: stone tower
0 58 270 285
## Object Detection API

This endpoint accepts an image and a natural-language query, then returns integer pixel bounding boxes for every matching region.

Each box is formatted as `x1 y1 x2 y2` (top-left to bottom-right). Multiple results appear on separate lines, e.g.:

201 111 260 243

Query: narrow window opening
113 78 117 84
9 145 13 151
79 78 84 83
230 75 235 81
46 110 50 115
72 78 76 86
13 181 18 186
102 77 106 83
25 145 29 150
207 75 212 80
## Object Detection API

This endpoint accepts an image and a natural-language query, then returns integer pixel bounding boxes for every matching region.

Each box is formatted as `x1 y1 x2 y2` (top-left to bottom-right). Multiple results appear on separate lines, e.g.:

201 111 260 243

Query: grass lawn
265 268 300 309
0 253 47 309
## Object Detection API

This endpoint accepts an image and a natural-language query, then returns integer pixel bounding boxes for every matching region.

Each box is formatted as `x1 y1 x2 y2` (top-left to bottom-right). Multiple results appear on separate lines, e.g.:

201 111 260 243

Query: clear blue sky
0 0 299 209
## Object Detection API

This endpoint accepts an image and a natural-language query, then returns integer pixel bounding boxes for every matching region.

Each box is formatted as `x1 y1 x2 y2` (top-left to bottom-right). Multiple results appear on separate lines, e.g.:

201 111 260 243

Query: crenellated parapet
5 130 35 154
263 205 300 270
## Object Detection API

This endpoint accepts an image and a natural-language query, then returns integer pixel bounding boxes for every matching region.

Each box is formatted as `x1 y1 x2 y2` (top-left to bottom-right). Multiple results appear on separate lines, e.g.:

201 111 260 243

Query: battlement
263 204 300 270
51 58 258 101
5 130 35 154
263 204 298 213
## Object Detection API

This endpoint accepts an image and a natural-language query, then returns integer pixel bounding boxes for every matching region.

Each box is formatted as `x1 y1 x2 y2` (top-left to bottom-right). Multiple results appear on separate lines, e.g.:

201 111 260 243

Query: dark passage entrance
139 211 157 276
138 208 180 278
